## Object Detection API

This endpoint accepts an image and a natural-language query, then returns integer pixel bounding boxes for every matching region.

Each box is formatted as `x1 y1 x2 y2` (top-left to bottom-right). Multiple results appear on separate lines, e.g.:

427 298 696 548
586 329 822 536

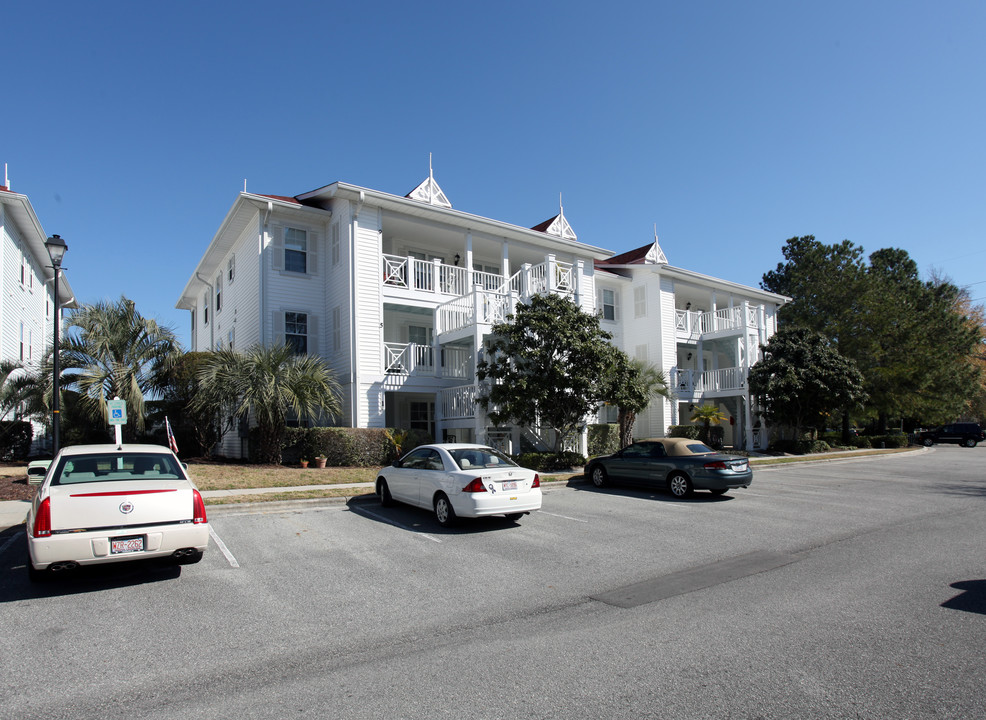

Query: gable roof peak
405 153 452 209
531 193 577 241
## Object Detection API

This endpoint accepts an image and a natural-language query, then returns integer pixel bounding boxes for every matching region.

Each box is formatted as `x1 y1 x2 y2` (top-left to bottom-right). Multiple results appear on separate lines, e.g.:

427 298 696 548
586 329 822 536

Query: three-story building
177 172 787 457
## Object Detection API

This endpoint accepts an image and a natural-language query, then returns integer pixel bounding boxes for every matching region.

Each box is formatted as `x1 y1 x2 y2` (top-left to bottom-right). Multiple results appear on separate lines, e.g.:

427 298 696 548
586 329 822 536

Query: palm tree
604 352 672 448
193 344 342 463
690 404 728 446
61 297 181 439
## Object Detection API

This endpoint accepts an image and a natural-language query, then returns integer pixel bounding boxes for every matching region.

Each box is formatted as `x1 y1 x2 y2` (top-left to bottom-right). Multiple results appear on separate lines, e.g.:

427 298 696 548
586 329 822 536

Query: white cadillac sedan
376 444 541 527
26 444 209 581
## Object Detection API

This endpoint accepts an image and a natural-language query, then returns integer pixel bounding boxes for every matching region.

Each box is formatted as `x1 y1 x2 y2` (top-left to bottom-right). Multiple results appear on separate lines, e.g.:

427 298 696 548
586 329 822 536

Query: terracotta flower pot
300 460 309 469
316 457 327 469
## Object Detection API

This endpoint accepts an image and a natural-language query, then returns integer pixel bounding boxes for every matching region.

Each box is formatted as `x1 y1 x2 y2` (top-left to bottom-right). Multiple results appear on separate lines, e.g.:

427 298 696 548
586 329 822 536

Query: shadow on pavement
941 580 986 615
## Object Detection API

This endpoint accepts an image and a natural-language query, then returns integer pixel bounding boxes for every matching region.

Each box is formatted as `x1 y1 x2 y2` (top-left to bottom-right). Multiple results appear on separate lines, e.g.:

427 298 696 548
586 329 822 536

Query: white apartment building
177 172 787 457
0 180 77 447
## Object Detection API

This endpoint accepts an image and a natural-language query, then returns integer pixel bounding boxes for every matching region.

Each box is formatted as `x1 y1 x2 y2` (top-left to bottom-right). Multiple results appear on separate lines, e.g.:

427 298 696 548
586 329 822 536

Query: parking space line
536 510 588 523
0 530 23 558
352 506 443 543
209 526 240 567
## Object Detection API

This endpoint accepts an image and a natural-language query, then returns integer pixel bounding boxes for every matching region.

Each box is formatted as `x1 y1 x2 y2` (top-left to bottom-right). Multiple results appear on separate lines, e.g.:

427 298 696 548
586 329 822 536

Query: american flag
165 416 179 455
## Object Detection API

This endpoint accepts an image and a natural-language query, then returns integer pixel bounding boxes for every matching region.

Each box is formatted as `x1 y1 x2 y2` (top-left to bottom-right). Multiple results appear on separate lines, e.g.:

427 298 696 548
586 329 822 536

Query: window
634 286 646 318
285 312 308 354
215 274 223 313
635 345 648 362
284 228 307 273
228 256 235 284
331 225 340 266
203 293 210 325
19 323 24 362
227 328 235 349
597 288 619 321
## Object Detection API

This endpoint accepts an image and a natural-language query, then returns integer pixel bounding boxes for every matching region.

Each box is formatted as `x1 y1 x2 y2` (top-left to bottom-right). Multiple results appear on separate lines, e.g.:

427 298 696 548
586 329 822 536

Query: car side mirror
393 459 403 468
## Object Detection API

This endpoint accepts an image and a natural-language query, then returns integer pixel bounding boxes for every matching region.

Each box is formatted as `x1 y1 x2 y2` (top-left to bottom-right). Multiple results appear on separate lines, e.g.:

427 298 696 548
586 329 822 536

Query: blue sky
5 1 985 348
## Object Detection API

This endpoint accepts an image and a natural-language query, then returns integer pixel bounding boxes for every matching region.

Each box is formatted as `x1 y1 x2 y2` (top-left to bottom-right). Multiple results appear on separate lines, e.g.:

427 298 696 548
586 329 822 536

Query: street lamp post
45 235 67 455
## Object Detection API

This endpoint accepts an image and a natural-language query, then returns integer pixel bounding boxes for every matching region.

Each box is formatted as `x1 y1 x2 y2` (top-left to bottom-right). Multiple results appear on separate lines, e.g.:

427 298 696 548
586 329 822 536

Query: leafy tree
192 344 342 464
603 353 671 448
60 297 181 440
748 327 866 439
477 293 616 452
153 351 233 457
762 237 983 433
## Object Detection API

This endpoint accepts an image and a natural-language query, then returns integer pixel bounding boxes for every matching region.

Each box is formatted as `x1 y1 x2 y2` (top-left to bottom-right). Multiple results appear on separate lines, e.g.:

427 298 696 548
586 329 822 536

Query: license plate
501 481 517 491
731 461 749 472
111 536 144 554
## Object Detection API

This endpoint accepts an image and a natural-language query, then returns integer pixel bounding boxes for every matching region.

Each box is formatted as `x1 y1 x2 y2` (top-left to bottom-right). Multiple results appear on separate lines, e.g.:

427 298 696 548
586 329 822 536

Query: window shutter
273 310 285 346
307 314 319 355
307 231 319 277
271 226 284 271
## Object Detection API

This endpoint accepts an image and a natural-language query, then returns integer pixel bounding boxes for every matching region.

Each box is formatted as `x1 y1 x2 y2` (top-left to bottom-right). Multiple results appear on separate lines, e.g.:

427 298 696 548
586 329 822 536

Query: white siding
353 206 383 428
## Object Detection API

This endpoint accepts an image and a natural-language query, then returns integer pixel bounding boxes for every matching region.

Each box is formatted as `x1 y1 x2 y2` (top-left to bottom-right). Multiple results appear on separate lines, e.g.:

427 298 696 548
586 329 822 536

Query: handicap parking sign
108 399 127 425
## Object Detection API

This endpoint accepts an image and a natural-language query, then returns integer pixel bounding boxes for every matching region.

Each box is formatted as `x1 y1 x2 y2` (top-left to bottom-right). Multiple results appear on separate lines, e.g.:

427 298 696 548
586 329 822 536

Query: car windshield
50 453 185 485
449 447 518 470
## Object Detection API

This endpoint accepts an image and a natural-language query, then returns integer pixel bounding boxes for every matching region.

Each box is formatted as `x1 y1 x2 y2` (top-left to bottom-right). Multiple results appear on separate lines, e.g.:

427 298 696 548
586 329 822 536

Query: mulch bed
0 476 34 502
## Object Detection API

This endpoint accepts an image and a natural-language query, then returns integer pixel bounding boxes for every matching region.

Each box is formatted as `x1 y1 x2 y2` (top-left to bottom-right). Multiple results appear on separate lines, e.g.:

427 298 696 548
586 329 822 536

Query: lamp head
45 235 68 267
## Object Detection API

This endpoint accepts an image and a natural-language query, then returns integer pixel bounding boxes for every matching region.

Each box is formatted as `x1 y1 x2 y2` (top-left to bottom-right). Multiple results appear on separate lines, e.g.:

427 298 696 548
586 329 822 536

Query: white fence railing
383 255 468 295
439 384 477 420
383 342 471 378
675 304 761 338
671 366 747 394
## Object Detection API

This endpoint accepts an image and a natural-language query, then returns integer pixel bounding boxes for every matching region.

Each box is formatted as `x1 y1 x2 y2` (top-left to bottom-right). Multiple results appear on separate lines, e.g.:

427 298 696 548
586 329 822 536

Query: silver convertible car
584 437 753 498
25 444 209 581
376 443 541 526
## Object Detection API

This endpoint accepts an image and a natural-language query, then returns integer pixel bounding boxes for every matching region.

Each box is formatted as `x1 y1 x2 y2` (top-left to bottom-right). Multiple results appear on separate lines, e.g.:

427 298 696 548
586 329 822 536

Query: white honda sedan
376 444 541 527
25 444 209 581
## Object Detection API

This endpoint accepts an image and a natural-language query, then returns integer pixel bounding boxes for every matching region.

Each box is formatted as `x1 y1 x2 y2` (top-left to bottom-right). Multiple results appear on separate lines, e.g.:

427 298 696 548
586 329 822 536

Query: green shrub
282 427 402 466
668 425 700 439
0 421 33 461
853 436 872 449
514 451 587 472
771 438 831 455
588 424 619 457
867 434 908 449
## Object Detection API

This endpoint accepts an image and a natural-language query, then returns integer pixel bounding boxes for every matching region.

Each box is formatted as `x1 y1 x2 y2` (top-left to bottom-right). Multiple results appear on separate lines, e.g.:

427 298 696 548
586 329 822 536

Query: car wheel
504 513 524 522
667 472 693 498
709 488 728 496
963 438 977 448
377 478 394 506
590 465 608 488
434 493 457 527
923 438 934 447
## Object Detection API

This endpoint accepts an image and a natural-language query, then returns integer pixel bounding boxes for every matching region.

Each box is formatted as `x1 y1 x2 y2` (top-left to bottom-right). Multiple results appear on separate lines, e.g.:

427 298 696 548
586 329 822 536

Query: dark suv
918 423 985 448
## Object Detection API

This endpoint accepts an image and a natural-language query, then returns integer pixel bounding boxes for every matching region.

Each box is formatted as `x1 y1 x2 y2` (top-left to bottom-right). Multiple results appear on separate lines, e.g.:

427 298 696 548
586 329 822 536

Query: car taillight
704 461 728 470
192 489 208 524
461 478 488 493
532 474 541 488
33 497 52 537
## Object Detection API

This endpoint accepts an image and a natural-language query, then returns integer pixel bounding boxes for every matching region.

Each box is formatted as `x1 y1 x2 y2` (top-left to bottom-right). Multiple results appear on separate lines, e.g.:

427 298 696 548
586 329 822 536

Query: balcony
671 366 747 397
384 342 471 379
439 384 478 420
675 304 761 342
383 255 502 298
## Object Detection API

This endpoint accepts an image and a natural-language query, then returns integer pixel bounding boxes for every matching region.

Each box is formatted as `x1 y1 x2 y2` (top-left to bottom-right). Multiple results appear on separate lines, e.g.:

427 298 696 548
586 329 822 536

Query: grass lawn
184 462 379 491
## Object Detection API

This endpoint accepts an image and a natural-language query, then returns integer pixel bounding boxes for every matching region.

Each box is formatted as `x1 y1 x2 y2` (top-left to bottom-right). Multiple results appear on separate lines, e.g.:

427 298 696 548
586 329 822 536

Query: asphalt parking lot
2 446 985 719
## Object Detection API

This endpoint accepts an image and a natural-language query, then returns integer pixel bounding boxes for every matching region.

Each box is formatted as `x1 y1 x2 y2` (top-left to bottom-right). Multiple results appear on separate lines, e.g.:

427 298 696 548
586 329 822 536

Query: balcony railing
383 342 472 379
383 255 470 296
671 366 747 394
675 304 761 339
439 384 477 420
